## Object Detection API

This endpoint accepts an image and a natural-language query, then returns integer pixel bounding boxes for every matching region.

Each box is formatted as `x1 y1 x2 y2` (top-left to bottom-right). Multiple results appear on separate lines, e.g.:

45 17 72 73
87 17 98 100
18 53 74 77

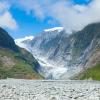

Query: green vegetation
0 48 43 79
75 64 100 80
0 27 43 79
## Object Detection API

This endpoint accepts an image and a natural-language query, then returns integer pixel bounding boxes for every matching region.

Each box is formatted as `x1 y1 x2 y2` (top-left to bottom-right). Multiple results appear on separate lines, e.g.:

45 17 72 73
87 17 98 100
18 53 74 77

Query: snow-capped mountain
15 36 34 51
15 24 100 79
44 27 64 32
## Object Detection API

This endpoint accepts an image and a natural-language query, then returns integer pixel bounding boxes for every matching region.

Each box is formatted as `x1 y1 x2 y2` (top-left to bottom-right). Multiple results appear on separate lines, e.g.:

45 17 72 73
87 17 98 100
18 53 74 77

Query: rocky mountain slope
0 27 18 52
0 27 42 79
15 23 100 80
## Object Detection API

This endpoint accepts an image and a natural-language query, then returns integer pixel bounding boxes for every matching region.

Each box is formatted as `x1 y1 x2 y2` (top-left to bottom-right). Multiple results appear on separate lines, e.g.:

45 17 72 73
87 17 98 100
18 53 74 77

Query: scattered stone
0 79 99 100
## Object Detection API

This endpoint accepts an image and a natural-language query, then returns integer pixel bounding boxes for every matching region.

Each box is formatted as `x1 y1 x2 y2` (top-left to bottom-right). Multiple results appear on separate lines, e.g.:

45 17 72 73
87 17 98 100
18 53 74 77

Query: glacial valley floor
0 79 100 100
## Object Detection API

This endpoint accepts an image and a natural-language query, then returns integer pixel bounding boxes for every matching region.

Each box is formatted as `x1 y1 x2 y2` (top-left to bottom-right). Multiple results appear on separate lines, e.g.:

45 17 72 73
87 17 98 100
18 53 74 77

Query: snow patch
15 36 34 42
15 36 34 51
44 27 64 32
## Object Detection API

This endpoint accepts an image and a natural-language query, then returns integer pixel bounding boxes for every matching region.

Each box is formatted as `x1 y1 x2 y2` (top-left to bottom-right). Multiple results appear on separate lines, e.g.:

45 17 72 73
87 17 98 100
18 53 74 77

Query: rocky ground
0 79 100 100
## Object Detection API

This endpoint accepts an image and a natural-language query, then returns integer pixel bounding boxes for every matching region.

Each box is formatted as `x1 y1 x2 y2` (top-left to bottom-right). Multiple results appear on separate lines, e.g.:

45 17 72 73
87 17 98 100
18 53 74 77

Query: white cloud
0 1 10 13
0 11 18 30
0 1 18 30
6 0 100 32
49 0 100 32
12 0 46 20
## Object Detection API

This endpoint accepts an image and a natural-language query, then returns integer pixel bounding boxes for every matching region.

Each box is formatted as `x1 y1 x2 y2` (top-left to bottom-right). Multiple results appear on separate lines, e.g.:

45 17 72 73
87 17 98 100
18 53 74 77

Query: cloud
0 1 18 30
6 0 100 32
50 0 100 32
0 1 10 13
0 11 18 30
10 0 46 20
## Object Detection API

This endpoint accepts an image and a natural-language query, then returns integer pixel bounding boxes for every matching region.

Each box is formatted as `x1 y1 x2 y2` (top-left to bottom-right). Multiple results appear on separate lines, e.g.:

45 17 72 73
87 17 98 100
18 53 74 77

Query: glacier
15 29 69 79
14 28 82 79
15 25 100 79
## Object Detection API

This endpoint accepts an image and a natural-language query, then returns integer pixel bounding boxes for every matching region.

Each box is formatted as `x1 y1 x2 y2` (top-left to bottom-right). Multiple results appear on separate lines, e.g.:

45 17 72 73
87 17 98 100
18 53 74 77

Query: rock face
15 24 100 79
0 79 100 100
0 27 18 52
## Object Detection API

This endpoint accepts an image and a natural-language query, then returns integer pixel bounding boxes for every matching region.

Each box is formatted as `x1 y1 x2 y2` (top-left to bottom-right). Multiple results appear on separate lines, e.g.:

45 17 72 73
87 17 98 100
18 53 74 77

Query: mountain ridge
15 23 100 80
0 27 43 79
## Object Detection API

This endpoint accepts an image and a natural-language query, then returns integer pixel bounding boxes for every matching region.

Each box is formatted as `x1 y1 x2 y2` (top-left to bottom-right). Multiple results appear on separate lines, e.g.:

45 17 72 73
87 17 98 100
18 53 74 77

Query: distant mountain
0 27 42 79
15 24 100 80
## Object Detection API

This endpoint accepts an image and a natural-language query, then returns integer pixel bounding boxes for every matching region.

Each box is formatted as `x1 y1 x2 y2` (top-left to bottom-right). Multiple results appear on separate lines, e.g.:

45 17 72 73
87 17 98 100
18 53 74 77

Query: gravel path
0 79 100 100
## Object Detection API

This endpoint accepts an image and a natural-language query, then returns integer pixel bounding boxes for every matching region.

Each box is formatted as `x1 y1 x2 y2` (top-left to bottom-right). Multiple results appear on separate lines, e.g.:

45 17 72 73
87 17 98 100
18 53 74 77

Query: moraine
0 79 100 100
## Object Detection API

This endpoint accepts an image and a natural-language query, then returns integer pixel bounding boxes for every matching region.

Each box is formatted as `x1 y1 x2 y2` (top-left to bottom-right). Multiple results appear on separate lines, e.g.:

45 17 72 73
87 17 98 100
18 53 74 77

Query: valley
0 0 100 99
15 23 100 80
0 21 100 80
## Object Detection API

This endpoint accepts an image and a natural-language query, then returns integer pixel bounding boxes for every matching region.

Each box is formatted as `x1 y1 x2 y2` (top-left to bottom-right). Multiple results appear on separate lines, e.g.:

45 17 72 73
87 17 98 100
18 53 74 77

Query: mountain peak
15 36 34 43
44 27 64 32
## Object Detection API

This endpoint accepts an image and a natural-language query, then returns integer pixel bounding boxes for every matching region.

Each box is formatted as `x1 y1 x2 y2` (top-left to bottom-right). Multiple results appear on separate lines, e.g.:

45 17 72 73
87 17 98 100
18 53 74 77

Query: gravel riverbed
0 79 100 100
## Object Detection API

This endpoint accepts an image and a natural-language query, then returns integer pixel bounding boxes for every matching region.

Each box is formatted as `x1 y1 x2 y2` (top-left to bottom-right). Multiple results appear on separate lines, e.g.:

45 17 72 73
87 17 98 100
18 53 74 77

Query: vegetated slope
74 48 100 80
0 27 42 79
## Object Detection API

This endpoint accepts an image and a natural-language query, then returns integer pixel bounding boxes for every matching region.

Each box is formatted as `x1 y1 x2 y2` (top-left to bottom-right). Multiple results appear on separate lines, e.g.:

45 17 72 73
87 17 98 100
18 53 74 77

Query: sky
0 0 100 39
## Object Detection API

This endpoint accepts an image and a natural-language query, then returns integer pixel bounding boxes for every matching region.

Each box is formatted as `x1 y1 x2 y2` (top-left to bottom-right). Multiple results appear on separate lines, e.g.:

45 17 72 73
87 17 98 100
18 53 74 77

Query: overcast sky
0 0 100 38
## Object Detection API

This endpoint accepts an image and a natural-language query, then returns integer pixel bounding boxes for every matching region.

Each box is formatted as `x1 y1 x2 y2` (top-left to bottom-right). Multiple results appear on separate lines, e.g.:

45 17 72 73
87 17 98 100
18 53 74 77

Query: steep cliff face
15 24 100 79
61 23 100 79
0 27 18 52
